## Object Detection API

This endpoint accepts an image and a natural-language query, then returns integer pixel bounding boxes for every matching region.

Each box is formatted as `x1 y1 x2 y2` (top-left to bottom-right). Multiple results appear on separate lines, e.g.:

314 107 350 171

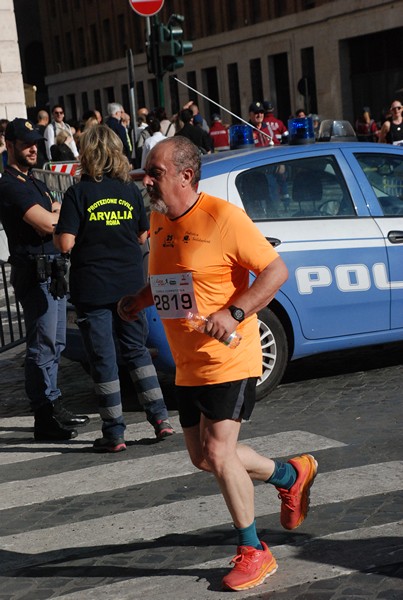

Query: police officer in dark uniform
0 118 89 440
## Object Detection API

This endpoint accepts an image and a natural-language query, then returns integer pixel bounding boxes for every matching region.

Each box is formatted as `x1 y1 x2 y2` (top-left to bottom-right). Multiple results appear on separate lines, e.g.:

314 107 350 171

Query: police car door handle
266 237 282 247
388 231 403 244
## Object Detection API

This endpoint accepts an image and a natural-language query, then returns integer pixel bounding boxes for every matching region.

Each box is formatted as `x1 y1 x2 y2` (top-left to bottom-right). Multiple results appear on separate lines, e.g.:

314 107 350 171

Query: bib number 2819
149 272 198 319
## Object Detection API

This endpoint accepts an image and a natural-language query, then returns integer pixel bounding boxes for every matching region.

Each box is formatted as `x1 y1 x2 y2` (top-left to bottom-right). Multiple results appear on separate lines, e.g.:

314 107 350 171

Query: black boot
53 397 90 428
34 404 78 441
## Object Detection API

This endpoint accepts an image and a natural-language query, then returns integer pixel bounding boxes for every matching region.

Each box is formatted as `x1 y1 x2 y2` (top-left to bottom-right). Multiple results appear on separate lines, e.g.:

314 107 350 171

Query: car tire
256 308 288 400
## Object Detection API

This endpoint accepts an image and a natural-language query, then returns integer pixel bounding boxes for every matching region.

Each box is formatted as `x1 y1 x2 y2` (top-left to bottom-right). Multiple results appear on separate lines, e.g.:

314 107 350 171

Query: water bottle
186 312 242 349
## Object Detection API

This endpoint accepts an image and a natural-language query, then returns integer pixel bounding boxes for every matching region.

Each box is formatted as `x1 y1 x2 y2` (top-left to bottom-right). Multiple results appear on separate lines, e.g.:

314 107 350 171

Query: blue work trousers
75 304 168 439
20 281 66 412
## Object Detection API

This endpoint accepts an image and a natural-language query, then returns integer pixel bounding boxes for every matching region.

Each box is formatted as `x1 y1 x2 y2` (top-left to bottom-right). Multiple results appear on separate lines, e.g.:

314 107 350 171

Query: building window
269 53 292 125
201 66 219 122
94 89 102 115
67 94 77 121
77 28 87 67
104 87 115 105
118 14 127 55
91 24 100 63
204 0 217 35
136 81 145 111
121 84 129 113
169 76 180 115
81 91 89 114
66 32 74 70
227 63 241 124
103 19 113 61
225 0 238 29
54 36 62 70
186 71 197 103
250 58 263 103
249 0 262 24
300 47 317 114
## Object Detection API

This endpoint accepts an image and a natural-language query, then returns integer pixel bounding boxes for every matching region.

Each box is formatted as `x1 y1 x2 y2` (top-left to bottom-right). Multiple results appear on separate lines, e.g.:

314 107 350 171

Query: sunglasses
54 111 64 115
391 106 402 110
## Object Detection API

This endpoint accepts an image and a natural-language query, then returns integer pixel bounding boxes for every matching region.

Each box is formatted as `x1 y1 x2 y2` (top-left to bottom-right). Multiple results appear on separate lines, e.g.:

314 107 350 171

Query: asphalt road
0 341 402 599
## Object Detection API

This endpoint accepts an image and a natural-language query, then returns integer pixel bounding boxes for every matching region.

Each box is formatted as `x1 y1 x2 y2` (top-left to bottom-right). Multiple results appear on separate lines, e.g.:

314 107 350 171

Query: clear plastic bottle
186 312 242 349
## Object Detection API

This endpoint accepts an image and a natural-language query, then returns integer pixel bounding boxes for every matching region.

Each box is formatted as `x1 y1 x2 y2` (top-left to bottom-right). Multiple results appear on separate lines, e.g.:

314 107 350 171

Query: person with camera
0 118 89 441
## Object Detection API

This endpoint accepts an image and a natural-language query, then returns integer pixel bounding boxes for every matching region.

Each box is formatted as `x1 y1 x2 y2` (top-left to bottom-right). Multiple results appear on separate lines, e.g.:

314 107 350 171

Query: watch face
230 306 245 321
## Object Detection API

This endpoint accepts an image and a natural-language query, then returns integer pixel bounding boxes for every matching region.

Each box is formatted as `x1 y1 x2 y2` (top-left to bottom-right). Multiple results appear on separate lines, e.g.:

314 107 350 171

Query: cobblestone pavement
0 342 402 599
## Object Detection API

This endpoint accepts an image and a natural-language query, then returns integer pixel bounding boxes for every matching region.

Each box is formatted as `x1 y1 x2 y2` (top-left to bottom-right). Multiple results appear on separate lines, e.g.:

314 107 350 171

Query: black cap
5 118 44 144
249 101 265 113
263 101 274 112
362 106 370 113
211 113 221 121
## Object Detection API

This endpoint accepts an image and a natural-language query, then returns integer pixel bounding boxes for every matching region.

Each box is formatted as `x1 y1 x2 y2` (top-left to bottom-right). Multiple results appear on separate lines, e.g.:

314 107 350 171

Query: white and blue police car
66 119 403 399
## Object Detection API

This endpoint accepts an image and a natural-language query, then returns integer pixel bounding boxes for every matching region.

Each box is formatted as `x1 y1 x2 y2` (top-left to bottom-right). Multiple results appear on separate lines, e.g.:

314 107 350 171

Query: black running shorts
176 378 257 428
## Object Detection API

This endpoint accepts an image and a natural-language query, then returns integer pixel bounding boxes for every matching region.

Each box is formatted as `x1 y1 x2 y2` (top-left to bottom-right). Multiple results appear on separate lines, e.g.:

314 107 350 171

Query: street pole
150 15 164 107
126 48 138 162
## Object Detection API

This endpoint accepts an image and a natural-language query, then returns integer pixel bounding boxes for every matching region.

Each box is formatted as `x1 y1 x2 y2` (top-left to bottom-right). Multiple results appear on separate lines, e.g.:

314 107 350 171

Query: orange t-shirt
149 192 279 385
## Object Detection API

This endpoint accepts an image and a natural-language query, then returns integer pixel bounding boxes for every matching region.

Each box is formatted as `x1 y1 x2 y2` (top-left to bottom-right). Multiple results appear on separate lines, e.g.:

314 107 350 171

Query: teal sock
236 520 263 550
266 461 297 489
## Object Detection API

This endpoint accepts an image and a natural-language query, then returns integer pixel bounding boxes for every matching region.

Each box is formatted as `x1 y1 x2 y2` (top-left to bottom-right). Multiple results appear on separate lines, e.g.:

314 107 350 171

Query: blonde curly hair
79 124 131 182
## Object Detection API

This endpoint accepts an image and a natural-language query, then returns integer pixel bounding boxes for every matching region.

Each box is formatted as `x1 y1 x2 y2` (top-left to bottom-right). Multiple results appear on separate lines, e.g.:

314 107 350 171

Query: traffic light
146 20 161 76
158 15 193 74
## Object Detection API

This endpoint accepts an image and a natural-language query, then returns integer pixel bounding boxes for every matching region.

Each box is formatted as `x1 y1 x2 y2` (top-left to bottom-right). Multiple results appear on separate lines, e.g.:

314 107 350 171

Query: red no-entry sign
128 0 164 17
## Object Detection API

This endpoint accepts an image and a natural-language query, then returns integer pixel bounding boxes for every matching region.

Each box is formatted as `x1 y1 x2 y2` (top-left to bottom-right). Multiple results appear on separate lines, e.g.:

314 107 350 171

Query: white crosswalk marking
1 415 402 600
48 522 402 600
1 461 402 564
0 430 345 508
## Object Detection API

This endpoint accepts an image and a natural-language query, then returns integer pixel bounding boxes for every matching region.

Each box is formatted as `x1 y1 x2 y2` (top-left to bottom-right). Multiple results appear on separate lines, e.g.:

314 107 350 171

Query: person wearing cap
262 101 288 145
209 113 230 151
0 118 89 441
248 102 273 147
355 106 379 142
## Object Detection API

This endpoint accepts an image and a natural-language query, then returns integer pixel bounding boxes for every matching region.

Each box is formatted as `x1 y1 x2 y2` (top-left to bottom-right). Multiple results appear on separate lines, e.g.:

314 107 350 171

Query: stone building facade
9 0 403 127
0 0 26 119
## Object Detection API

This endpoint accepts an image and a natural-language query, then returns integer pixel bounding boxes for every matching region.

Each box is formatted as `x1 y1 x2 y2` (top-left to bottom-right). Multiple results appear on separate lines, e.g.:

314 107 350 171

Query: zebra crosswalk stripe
1 461 402 572
0 430 345 508
46 521 403 600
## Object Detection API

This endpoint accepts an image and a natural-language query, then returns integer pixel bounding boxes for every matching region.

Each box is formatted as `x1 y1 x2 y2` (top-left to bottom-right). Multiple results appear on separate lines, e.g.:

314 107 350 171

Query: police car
66 120 403 399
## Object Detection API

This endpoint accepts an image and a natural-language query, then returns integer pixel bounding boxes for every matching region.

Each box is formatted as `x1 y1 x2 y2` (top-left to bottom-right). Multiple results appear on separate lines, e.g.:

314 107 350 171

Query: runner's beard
150 198 169 215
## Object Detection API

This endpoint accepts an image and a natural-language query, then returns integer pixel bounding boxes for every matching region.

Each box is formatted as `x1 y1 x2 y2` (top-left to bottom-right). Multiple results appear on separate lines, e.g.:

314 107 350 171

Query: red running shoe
222 541 278 591
276 453 318 530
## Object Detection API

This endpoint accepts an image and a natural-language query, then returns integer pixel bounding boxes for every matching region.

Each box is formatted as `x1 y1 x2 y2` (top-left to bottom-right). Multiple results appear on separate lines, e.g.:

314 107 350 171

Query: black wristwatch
228 305 245 322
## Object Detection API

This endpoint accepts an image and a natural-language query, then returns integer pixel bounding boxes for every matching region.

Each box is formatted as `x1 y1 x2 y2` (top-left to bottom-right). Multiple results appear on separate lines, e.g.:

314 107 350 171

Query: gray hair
153 137 201 188
107 102 123 117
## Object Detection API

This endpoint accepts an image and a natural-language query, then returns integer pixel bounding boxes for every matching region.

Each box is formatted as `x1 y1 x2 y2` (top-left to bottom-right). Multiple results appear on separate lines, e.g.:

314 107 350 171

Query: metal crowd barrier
0 261 25 352
32 162 80 203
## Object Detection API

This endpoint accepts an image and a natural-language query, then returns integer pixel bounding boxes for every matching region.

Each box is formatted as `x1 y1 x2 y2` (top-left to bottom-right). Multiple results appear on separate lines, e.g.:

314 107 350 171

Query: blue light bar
288 117 315 145
229 125 255 149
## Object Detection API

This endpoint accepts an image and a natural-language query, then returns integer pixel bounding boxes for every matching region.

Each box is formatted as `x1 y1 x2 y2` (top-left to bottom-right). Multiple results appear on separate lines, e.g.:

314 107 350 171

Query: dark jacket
50 143 76 162
106 116 131 159
175 123 213 153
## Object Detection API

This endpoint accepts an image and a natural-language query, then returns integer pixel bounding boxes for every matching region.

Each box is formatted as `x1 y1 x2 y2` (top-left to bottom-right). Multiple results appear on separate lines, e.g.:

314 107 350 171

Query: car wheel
256 308 288 400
